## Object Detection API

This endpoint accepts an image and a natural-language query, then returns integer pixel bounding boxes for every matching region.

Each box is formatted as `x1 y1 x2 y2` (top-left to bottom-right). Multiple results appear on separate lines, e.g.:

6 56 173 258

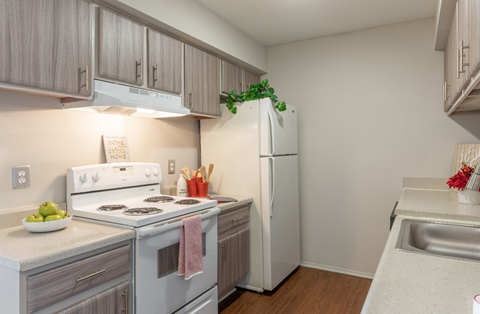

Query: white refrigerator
201 98 300 292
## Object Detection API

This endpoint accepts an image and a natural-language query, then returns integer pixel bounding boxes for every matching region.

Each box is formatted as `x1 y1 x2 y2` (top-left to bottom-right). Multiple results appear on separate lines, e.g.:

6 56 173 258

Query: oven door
135 207 220 314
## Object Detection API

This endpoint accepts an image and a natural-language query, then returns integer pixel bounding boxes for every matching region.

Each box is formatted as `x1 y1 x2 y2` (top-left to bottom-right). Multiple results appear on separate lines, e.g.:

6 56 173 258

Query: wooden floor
219 267 372 314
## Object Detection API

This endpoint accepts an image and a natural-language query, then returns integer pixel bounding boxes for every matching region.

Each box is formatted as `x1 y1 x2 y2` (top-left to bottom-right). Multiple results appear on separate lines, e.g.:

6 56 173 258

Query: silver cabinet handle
153 64 158 83
222 244 225 259
457 49 460 79
136 59 142 81
81 65 89 91
76 269 106 282
460 40 470 74
232 216 246 222
189 92 193 108
122 287 128 313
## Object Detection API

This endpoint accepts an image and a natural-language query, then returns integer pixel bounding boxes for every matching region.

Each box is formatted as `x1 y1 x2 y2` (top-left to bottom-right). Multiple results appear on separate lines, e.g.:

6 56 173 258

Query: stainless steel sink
395 219 480 262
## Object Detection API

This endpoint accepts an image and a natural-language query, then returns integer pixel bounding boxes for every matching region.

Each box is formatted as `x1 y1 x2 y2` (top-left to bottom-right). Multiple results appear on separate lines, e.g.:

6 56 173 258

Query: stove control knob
92 172 100 182
145 168 151 177
153 168 159 176
79 173 88 183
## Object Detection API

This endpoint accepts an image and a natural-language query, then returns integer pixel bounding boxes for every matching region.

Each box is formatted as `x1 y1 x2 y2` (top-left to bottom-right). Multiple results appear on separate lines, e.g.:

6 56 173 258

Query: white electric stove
66 162 219 314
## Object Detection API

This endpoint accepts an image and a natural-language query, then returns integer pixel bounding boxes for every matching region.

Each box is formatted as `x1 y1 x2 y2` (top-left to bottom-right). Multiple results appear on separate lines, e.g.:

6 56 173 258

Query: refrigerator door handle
269 157 275 217
268 109 275 156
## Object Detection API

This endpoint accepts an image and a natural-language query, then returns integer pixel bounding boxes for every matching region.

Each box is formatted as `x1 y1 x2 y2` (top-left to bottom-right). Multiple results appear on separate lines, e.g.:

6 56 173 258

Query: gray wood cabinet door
55 281 129 314
446 3 459 109
243 70 260 92
0 0 92 96
217 228 250 295
98 7 144 86
147 29 182 94
458 0 470 90
470 0 480 74
185 44 220 116
221 61 243 94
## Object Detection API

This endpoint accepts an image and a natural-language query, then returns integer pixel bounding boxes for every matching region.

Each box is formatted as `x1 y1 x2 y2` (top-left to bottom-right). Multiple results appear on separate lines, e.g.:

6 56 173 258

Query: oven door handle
136 207 221 238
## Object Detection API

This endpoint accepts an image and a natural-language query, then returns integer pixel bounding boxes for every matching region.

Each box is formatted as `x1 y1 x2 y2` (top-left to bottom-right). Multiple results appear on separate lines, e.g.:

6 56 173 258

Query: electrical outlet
168 160 175 174
12 166 31 189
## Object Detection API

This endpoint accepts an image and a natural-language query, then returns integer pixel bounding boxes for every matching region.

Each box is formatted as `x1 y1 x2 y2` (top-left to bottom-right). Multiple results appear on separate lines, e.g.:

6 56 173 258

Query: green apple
25 213 44 223
44 215 63 222
39 202 57 217
56 210 67 219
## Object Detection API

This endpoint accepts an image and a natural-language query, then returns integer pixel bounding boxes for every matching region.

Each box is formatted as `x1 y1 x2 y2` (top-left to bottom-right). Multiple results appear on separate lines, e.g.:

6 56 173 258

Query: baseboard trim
235 283 264 293
300 261 375 279
218 288 236 303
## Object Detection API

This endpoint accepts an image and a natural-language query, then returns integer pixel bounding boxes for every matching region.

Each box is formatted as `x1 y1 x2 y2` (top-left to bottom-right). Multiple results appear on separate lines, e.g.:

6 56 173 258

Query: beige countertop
0 219 134 272
211 194 253 212
362 215 480 314
395 188 480 222
362 187 480 313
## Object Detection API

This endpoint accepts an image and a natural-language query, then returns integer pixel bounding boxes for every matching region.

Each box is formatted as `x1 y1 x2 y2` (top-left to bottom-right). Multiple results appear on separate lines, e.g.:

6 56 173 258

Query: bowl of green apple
22 202 73 233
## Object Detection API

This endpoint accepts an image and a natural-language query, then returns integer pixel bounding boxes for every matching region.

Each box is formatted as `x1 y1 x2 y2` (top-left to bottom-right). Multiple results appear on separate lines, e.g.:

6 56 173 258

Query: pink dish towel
178 215 203 280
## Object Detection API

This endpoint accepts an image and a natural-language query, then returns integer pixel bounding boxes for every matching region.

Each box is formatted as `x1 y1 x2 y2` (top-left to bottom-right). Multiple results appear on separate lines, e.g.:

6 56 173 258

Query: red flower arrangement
447 162 475 191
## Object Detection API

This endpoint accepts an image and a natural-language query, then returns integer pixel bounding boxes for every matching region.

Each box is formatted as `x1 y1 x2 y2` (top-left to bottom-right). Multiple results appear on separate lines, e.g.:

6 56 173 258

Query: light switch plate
168 160 175 174
12 166 31 189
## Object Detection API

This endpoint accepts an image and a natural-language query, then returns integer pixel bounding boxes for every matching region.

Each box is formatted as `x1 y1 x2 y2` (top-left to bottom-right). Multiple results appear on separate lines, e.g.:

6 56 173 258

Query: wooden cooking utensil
199 166 206 183
207 164 214 182
196 167 203 182
183 166 191 180
192 170 196 178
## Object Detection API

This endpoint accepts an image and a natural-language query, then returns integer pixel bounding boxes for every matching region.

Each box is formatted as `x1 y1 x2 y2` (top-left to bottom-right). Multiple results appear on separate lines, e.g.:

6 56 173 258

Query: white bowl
22 215 73 233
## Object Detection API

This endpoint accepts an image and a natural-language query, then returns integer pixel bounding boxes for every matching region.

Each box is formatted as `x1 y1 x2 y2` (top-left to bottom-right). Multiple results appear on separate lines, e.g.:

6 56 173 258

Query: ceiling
195 0 438 47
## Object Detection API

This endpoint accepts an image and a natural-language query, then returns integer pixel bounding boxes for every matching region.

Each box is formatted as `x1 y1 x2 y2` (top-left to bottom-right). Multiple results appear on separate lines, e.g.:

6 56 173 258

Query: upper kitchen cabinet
147 29 182 94
0 0 92 97
243 70 261 92
185 44 220 117
440 0 480 114
458 0 470 91
470 0 480 74
221 60 243 94
444 3 458 112
98 7 144 86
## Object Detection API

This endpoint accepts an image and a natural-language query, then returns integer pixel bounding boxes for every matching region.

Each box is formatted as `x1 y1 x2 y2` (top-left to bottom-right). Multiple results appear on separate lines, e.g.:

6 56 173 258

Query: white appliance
67 162 219 314
62 80 190 118
201 98 300 292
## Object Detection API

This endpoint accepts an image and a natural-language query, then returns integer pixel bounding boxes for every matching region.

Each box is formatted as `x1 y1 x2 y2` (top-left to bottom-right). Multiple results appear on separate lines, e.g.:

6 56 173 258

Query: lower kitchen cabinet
55 281 129 314
217 204 250 298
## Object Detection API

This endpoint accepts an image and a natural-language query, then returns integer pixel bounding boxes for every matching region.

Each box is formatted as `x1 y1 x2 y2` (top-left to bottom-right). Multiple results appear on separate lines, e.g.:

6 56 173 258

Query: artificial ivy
226 79 286 114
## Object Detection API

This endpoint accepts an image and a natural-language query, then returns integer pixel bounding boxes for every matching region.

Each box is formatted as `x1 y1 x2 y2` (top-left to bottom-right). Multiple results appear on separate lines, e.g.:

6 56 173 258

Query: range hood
62 80 190 118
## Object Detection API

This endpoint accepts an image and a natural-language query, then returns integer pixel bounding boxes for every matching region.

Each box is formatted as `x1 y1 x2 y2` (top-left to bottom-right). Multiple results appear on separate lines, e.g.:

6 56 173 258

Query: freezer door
259 98 298 156
260 155 300 291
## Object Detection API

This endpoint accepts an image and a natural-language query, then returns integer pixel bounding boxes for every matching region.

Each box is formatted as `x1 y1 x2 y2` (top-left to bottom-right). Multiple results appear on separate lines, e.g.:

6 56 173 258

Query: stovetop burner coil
98 205 128 211
174 199 201 205
144 196 175 203
123 207 163 215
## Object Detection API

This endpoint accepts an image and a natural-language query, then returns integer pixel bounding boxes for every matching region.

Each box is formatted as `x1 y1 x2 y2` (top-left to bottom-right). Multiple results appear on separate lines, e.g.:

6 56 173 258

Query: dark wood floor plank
220 266 372 314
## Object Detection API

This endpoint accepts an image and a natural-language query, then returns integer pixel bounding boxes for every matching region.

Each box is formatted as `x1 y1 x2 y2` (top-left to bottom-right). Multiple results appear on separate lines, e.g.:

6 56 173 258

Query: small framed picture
103 135 131 163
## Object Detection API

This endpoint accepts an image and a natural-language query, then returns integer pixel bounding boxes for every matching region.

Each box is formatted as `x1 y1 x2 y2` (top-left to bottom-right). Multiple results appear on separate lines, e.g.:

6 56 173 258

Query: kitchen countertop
362 187 480 313
0 219 135 272
395 188 480 222
211 194 253 212
362 215 480 314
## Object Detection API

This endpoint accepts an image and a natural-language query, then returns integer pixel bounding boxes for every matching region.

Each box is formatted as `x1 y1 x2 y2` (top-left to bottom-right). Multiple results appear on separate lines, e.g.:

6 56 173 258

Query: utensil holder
197 182 209 198
187 180 198 197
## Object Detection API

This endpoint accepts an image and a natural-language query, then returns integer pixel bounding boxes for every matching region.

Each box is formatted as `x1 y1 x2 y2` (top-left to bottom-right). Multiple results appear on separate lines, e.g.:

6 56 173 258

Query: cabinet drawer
218 204 249 238
27 245 130 313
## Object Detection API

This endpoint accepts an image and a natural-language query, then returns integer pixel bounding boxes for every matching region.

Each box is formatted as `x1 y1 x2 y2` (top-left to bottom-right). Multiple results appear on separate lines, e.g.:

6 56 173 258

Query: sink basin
395 219 480 262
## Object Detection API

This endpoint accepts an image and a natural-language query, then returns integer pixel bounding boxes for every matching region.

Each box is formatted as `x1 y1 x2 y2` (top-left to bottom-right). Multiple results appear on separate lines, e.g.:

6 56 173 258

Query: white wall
0 89 200 210
99 0 267 73
263 17 480 276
